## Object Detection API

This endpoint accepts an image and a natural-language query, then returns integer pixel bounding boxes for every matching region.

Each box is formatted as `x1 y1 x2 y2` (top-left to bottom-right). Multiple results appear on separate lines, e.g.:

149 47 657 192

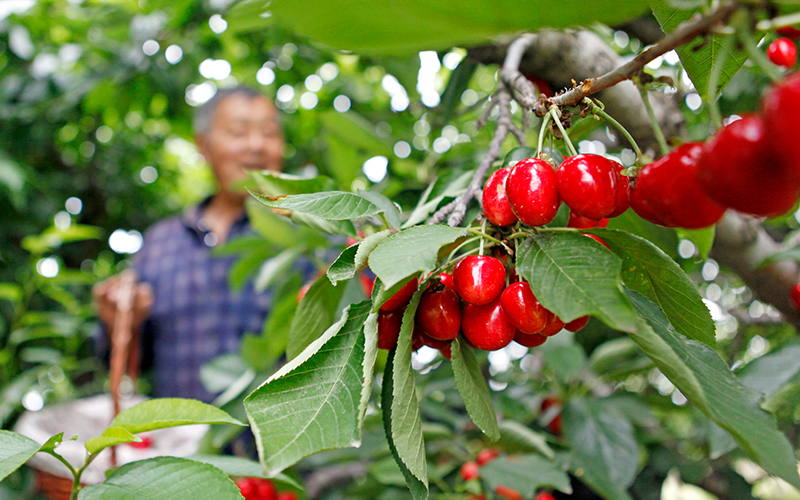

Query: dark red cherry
505 158 561 227
379 277 418 312
453 255 506 306
500 282 549 334
462 296 517 351
608 163 631 218
377 308 405 350
415 286 461 340
557 154 620 220
482 167 518 226
567 210 609 229
439 272 455 289
513 331 547 348
763 74 800 190
565 315 589 332
539 312 565 337
778 26 800 39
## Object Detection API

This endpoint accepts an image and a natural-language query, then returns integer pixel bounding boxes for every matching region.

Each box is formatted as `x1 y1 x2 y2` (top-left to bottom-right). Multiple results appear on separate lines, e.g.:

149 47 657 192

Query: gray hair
193 86 266 135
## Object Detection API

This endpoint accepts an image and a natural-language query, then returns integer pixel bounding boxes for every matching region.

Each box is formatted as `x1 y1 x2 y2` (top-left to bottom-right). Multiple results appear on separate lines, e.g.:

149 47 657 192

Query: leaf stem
584 98 642 159
466 227 514 255
536 110 553 155
479 219 487 255
637 84 669 156
549 108 577 157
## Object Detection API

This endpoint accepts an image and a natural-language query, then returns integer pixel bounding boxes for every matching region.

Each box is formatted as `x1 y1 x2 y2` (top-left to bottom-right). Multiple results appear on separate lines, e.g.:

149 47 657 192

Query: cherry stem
445 236 482 265
637 84 669 157
584 98 642 159
479 218 488 255
706 33 736 130
549 108 577 157
536 110 553 155
467 227 514 255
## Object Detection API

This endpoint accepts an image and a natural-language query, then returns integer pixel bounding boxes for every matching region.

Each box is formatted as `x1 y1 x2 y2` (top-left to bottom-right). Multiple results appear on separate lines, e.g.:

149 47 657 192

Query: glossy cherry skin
505 158 561 227
565 315 589 332
453 255 506 306
482 167 518 226
462 296 518 351
500 282 549 334
608 163 631 218
567 210 608 229
377 308 405 350
438 272 455 289
630 143 726 229
791 283 800 309
513 331 547 348
379 277 418 312
417 328 453 359
557 154 620 220
762 73 800 184
539 312 565 337
461 461 480 481
415 286 461 340
768 37 798 68
585 233 611 250
697 115 799 217
535 493 557 500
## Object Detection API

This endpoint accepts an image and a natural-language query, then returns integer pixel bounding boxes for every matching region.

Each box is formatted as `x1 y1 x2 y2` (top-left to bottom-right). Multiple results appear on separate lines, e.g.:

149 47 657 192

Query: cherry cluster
632 72 800 228
460 448 557 500
377 254 588 358
235 478 296 500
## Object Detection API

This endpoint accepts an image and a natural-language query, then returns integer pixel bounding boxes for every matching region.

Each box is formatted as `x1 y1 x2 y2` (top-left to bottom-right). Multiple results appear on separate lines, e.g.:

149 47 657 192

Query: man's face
196 94 284 198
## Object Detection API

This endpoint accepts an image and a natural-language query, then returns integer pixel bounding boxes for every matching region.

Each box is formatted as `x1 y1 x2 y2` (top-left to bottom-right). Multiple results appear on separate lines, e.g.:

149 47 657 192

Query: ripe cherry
778 26 800 39
439 272 455 289
791 283 800 310
416 286 461 340
514 331 547 348
565 315 589 332
541 397 562 436
539 313 565 337
417 329 453 359
608 163 631 218
535 492 557 500
277 493 298 500
495 485 523 500
476 448 500 466
500 282 549 334
585 233 611 250
126 436 153 449
483 167 518 226
762 73 800 185
526 74 555 98
462 296 518 351
505 158 561 227
567 210 608 229
557 154 620 220
380 277 419 311
377 308 405 350
453 255 506 306
767 37 798 68
461 461 480 481
697 115 799 217
630 143 726 229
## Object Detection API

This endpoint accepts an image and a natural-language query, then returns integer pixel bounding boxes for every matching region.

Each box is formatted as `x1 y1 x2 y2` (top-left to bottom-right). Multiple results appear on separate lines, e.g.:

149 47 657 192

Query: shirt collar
179 196 250 239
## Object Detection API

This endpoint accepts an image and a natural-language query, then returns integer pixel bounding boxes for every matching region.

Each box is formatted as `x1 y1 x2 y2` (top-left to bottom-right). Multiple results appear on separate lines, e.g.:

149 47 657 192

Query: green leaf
290 211 357 236
737 342 800 397
388 290 429 489
254 248 301 292
450 339 500 441
369 225 466 289
676 227 715 261
357 190 402 230
627 290 800 490
515 232 637 331
562 398 638 500
480 455 573 497
402 172 472 228
287 274 347 359
651 1 748 101
244 301 375 475
606 210 678 259
245 198 329 249
21 224 103 255
188 455 302 490
249 190 383 221
76 457 242 500
0 430 42 482
327 230 393 286
268 0 650 56
85 427 140 456
0 283 22 303
496 421 554 459
111 399 245 434
250 170 336 196
382 348 429 500
540 331 588 383
589 229 716 348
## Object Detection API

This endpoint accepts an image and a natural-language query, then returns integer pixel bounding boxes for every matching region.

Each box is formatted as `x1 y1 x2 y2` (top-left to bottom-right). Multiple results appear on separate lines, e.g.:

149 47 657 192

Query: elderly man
94 86 285 402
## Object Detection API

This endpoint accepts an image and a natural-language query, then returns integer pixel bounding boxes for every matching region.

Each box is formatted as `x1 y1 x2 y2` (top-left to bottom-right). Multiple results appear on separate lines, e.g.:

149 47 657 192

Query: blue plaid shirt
133 198 271 402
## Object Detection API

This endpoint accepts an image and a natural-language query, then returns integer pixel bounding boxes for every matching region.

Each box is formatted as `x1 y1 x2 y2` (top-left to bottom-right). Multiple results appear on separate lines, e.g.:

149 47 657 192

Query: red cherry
541 397 562 436
526 75 555 98
461 461 480 481
541 396 560 412
453 255 506 306
548 414 562 435
416 286 461 340
377 308 405 350
345 237 359 247
483 167 518 226
535 493 557 500
584 233 611 250
277 493 298 500
791 284 800 309
539 313 565 337
557 154 620 220
462 296 518 351
514 331 547 347
697 115 799 217
236 478 257 500
778 26 800 39
380 277 418 312
256 478 277 500
608 163 631 218
763 73 800 183
418 330 453 359
565 315 589 332
476 448 500 466
567 210 609 229
768 37 798 68
127 436 152 449
500 282 549 334
630 143 726 229
439 272 455 289
411 327 425 351
495 485 523 500
505 158 561 227
359 274 374 297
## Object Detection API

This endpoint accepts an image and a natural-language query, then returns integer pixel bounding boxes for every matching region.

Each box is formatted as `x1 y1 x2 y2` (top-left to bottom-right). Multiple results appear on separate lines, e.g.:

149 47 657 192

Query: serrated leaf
267 0 649 56
540 331 587 382
0 430 42 481
357 190 402 230
450 339 500 441
737 343 800 397
244 301 374 475
589 229 715 348
382 348 429 500
516 233 637 331
651 1 748 101
76 457 242 500
562 398 637 500
627 289 800 490
111 399 244 434
480 455 572 497
290 211 357 236
250 170 336 196
249 190 383 221
188 455 302 489
676 226 715 261
496 421 554 459
369 225 466 289
327 230 393 285
287 274 347 359
85 427 140 456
